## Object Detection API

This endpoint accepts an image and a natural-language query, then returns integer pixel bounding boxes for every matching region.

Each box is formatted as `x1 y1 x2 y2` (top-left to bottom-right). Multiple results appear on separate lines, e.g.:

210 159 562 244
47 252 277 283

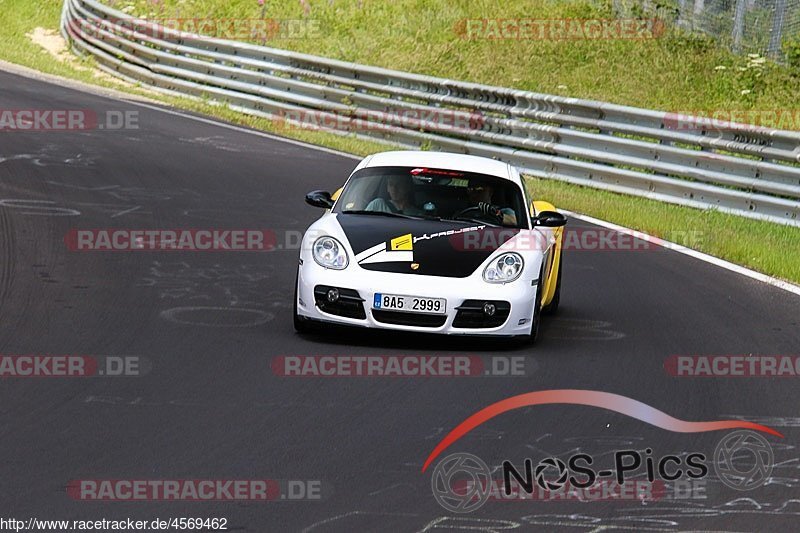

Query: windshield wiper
341 210 422 220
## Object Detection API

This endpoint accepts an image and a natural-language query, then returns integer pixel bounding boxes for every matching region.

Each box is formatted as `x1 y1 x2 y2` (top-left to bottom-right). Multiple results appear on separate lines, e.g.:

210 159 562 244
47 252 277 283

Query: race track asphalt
1 68 798 531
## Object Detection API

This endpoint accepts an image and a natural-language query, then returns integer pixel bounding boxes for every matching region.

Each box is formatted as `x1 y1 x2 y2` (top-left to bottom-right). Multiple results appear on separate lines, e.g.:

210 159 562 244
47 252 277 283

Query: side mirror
305 190 334 209
533 210 567 227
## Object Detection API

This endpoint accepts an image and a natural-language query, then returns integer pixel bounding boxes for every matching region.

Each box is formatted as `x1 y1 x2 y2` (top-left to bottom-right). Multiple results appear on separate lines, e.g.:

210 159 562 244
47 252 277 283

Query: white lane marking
2 60 797 296
561 209 800 298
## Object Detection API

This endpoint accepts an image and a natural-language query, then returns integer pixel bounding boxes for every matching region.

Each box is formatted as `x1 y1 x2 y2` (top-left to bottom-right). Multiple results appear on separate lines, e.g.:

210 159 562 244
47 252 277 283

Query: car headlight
312 236 349 269
483 252 524 283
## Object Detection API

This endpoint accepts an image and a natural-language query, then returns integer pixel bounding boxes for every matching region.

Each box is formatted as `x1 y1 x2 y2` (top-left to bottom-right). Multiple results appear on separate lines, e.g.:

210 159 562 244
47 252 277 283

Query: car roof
362 151 515 182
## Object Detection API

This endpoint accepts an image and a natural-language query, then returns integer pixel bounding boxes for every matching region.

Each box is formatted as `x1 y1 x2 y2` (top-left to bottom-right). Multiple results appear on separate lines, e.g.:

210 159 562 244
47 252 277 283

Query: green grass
116 0 800 119
0 0 101 82
527 177 800 283
0 0 798 283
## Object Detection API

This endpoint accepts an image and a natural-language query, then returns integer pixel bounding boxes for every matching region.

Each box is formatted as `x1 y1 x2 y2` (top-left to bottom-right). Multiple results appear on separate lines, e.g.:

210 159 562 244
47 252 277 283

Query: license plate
373 293 446 314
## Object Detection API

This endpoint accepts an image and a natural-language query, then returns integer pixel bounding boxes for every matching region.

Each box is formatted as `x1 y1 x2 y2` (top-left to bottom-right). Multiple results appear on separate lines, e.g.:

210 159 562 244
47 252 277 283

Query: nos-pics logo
430 430 774 513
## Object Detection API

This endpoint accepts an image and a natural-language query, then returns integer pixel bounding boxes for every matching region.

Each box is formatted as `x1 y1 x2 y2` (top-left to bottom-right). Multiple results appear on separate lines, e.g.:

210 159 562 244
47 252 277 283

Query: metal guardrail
61 0 800 226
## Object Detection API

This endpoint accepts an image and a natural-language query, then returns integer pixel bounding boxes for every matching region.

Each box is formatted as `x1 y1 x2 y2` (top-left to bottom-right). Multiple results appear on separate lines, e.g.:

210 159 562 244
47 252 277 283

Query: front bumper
296 262 538 336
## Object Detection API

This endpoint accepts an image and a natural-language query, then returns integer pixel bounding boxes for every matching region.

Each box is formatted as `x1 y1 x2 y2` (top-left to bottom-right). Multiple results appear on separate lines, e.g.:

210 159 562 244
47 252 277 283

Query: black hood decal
336 214 521 277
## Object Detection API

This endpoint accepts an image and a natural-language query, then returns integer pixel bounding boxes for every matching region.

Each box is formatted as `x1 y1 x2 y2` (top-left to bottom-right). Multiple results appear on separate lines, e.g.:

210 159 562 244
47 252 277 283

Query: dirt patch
26 26 144 88
28 27 80 65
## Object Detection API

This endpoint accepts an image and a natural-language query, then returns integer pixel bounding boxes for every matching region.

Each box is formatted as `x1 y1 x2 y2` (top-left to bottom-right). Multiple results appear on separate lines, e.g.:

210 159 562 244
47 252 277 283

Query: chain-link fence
614 0 800 63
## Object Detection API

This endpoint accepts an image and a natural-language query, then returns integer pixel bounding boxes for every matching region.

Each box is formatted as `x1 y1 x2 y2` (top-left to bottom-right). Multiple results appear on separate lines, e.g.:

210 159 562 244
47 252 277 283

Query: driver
365 175 423 215
466 179 517 226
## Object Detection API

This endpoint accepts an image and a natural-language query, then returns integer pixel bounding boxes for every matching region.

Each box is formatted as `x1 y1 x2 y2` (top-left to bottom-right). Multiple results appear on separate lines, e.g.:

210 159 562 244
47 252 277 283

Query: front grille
314 285 366 319
452 300 511 328
372 309 447 327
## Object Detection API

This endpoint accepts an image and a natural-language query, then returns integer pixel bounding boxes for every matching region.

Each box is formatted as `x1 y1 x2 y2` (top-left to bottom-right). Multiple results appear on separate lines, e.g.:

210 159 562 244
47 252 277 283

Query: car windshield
334 166 527 228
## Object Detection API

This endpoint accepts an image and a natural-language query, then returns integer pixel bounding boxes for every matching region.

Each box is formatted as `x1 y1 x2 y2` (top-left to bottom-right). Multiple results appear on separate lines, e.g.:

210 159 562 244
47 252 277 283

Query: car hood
336 213 521 277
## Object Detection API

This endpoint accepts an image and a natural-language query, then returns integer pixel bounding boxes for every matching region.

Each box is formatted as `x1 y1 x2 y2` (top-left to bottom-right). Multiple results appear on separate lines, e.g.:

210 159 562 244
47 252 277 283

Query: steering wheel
453 206 485 219
453 206 501 223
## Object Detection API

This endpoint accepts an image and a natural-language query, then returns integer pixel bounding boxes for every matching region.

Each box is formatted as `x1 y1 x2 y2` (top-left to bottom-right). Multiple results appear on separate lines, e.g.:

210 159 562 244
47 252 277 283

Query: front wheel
542 248 562 315
521 264 544 345
293 272 312 334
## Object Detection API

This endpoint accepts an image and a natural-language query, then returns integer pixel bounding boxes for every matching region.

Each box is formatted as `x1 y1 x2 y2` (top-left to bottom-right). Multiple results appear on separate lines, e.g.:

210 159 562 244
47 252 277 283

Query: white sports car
293 151 566 341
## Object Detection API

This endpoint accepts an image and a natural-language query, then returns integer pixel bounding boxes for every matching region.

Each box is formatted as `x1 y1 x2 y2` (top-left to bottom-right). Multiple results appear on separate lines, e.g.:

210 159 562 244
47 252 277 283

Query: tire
541 248 562 316
293 272 313 334
522 264 545 345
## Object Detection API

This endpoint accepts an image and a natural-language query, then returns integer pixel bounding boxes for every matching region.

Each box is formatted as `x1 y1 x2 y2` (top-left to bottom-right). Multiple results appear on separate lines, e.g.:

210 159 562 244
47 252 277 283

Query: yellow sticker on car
390 233 413 251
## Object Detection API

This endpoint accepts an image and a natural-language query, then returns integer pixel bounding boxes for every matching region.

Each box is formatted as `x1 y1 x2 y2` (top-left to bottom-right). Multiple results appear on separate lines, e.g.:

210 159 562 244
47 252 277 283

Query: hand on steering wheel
478 202 503 223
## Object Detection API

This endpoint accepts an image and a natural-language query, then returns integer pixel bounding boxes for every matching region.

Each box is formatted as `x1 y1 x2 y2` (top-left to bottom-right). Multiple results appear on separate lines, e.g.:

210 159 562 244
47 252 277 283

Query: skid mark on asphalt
547 318 626 341
0 199 80 216
137 260 286 327
178 136 247 153
109 205 142 218
159 306 273 327
46 181 180 202
0 146 98 168
417 517 523 532
300 511 419 533
424 426 506 442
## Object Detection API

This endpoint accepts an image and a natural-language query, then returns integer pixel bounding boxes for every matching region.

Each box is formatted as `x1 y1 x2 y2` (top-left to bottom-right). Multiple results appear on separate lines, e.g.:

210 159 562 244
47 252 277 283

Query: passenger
365 175 423 215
